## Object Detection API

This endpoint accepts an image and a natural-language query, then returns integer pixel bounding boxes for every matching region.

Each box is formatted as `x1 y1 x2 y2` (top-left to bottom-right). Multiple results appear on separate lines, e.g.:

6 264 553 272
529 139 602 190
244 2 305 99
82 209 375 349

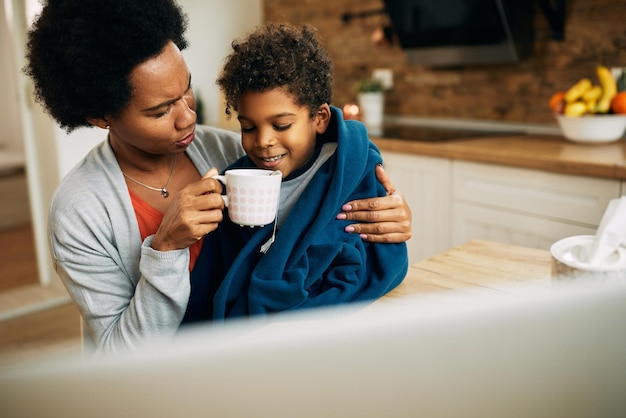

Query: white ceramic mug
213 169 282 227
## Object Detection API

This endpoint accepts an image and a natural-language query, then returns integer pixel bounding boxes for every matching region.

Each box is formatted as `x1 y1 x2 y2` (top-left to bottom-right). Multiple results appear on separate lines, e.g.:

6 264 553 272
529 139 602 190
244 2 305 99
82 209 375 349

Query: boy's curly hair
216 23 333 119
24 0 188 132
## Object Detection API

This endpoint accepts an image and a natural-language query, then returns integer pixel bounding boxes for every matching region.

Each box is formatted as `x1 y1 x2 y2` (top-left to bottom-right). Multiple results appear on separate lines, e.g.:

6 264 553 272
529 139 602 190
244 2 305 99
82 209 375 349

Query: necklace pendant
121 154 177 198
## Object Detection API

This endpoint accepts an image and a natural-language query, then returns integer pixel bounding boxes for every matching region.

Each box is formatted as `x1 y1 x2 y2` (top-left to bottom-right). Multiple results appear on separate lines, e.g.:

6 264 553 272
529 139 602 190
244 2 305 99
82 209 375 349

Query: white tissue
587 196 626 266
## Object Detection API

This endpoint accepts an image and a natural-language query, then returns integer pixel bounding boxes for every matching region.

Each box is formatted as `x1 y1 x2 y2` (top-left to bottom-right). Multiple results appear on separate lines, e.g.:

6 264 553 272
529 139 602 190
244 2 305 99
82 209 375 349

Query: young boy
187 23 408 321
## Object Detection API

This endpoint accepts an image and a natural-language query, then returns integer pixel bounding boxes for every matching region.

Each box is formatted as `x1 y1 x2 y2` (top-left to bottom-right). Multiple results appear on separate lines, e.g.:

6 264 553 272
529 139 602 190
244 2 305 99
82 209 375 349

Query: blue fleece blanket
184 107 407 322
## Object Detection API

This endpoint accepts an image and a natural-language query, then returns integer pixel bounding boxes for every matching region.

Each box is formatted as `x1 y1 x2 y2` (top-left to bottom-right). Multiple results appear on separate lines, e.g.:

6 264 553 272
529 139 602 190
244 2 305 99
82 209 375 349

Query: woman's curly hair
24 0 188 132
216 23 333 119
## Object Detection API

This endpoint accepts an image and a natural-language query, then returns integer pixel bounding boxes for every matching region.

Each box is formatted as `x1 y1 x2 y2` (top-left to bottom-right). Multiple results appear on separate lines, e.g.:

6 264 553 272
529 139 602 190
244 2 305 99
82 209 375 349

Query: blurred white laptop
1 280 625 418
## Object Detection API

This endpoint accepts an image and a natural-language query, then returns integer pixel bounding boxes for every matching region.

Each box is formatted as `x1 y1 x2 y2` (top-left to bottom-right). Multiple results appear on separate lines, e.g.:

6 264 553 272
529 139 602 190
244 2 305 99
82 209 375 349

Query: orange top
128 189 204 271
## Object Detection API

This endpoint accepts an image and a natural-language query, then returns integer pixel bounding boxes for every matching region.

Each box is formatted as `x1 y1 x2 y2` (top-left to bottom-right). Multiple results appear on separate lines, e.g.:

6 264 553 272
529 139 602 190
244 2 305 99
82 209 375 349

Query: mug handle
212 174 228 207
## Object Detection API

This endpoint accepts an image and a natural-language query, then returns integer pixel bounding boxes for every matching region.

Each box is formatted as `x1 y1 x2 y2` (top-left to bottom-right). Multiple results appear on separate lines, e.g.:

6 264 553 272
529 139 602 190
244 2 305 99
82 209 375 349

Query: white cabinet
452 202 599 250
381 152 623 258
451 161 622 250
381 151 451 263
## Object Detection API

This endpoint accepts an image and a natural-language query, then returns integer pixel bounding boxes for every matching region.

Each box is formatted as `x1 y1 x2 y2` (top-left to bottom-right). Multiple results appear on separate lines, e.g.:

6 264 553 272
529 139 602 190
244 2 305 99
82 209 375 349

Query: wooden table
378 239 553 303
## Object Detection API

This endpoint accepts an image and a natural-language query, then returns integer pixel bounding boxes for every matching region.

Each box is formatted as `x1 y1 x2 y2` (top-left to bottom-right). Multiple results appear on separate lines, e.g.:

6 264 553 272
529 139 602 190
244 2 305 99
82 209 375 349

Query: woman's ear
315 104 331 134
86 117 110 130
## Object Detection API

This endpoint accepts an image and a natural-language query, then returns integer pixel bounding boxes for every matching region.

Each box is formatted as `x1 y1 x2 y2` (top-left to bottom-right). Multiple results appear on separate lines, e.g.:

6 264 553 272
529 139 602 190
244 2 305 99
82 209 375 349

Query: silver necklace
122 154 178 198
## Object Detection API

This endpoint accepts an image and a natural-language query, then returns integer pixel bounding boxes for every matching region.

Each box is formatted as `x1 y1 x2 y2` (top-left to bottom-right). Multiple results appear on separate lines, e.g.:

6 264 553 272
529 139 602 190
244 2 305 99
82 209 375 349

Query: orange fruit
549 91 566 113
611 91 626 114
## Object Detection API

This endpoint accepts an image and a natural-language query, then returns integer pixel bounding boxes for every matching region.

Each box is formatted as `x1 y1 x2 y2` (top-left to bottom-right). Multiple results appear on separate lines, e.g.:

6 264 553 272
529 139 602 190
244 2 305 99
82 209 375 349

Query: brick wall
263 0 626 124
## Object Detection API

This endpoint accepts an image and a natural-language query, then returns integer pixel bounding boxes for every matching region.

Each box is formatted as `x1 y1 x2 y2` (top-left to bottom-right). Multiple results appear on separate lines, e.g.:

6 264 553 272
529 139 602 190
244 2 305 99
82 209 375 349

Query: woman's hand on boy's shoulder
337 165 412 243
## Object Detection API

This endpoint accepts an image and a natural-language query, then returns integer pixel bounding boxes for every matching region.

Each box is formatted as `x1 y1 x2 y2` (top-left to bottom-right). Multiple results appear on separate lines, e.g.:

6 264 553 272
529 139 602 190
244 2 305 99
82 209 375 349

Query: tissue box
550 235 626 284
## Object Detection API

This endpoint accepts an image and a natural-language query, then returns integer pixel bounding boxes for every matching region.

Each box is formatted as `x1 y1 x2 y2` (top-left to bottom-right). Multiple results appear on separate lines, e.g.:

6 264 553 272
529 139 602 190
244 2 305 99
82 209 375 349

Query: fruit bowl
555 114 626 144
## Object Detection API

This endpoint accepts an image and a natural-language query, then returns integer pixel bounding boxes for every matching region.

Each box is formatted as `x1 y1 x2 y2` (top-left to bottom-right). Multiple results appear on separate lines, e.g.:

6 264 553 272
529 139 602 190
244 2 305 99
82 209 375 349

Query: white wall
0 0 24 153
181 0 263 130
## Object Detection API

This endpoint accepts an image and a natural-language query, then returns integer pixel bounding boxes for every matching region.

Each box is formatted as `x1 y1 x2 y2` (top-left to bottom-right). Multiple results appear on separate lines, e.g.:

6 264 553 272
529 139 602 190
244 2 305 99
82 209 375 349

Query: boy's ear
87 117 110 130
315 104 332 134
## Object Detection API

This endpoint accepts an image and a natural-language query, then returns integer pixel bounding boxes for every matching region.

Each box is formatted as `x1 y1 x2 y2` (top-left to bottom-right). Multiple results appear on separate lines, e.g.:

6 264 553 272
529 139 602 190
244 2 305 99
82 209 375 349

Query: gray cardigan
49 125 243 353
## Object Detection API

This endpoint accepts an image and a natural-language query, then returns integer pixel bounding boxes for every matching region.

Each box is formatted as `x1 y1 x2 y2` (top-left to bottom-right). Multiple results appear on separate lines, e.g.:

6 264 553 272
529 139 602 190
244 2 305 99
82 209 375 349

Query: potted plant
356 78 384 135
357 78 384 93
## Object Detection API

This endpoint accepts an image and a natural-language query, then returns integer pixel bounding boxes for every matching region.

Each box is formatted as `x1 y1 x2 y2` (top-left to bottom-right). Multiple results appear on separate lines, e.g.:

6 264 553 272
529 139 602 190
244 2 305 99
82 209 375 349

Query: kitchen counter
377 239 552 303
371 132 626 180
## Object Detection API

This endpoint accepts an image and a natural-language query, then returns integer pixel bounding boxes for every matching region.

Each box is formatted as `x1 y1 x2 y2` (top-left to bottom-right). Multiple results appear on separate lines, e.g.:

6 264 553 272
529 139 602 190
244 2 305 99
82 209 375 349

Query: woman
25 0 412 353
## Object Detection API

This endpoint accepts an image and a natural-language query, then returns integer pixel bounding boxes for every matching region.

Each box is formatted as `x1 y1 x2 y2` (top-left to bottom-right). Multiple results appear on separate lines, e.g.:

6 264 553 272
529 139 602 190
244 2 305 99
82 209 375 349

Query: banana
564 78 592 103
564 101 587 117
581 85 602 102
596 65 617 113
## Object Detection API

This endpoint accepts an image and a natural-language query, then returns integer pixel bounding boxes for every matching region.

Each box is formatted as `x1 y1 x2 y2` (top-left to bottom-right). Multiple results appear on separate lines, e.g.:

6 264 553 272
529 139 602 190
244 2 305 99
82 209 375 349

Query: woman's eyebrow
142 74 192 112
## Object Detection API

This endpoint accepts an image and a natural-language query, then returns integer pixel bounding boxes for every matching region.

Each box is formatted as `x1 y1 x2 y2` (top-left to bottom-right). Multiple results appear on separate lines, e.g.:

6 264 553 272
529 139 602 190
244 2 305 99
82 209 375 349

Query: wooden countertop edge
371 135 626 180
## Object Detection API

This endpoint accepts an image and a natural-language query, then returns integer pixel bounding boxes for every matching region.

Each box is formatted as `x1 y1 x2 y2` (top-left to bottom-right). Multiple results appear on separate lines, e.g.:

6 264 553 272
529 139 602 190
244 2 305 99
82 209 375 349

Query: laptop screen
1 280 625 417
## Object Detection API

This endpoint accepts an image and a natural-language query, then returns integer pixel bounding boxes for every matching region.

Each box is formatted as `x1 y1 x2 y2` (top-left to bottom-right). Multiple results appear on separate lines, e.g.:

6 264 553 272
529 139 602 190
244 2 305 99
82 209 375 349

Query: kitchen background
1 0 625 364
264 0 625 124
1 0 625 301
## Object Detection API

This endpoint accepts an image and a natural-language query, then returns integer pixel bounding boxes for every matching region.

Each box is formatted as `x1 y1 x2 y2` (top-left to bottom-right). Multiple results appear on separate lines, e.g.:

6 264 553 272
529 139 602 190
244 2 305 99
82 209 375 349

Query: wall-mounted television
383 0 534 67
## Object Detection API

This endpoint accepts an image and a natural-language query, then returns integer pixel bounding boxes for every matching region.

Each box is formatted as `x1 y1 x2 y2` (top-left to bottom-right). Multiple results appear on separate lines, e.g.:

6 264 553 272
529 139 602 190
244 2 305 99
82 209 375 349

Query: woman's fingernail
336 213 347 220
342 204 352 211
345 225 355 232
